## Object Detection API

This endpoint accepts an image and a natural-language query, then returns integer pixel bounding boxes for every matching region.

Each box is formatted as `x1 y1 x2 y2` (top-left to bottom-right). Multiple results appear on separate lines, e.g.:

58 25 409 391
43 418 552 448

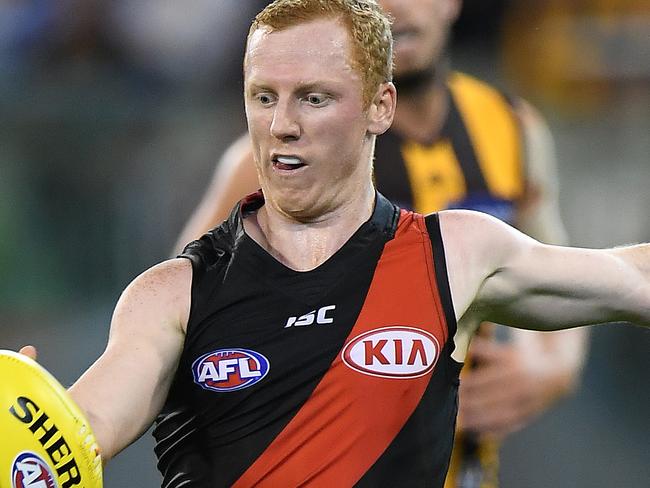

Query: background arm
174 135 258 253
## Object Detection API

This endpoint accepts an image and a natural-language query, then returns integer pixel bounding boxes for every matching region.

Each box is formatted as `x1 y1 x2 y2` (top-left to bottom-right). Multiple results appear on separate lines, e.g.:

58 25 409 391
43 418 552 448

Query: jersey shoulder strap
423 212 457 340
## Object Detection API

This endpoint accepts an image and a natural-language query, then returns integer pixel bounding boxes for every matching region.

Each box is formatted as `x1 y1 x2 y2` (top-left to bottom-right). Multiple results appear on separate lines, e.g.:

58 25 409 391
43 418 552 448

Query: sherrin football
0 350 102 488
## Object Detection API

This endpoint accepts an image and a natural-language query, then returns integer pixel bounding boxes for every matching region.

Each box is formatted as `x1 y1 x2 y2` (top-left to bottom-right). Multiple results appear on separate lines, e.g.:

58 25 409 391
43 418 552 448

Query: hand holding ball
0 350 102 488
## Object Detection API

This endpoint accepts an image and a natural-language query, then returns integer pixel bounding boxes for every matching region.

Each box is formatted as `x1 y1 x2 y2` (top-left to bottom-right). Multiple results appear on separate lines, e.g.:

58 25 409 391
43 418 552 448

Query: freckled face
244 18 375 220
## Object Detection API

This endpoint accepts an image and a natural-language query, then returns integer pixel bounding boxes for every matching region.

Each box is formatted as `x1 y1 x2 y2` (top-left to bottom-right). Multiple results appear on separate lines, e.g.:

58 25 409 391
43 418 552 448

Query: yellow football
0 350 102 488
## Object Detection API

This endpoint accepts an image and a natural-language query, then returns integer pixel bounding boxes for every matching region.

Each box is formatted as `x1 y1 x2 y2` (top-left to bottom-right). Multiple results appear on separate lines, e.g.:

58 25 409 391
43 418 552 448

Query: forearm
67 348 172 463
67 390 118 466
68 368 123 463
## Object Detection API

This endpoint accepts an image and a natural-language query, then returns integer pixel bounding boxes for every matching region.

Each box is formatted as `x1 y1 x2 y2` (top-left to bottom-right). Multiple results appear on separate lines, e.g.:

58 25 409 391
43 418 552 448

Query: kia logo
342 326 439 379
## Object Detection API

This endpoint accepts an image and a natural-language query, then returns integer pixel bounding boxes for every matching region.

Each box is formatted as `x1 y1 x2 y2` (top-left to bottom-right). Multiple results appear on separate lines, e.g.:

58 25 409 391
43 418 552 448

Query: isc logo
285 305 336 328
192 348 270 392
12 452 57 488
342 326 439 379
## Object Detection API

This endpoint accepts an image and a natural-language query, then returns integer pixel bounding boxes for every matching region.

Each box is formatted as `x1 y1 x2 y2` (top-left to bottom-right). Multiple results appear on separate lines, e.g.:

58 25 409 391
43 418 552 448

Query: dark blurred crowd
1 1 268 309
0 0 269 84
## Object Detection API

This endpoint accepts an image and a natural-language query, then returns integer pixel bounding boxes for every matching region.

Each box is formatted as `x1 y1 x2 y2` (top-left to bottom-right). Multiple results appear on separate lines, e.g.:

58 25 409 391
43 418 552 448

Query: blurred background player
174 1 588 486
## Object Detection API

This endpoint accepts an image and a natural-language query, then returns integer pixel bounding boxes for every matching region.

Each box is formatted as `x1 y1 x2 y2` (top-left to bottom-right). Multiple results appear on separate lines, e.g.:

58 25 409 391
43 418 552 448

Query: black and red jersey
153 192 461 488
373 75 525 487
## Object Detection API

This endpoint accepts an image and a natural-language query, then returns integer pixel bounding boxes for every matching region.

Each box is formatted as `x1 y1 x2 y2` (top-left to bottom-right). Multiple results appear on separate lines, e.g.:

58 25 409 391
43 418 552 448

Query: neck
392 61 450 144
244 184 376 272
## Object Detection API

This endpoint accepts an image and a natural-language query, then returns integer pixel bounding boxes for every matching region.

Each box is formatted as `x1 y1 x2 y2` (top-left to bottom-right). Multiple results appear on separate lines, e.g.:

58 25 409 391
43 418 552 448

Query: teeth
276 156 302 166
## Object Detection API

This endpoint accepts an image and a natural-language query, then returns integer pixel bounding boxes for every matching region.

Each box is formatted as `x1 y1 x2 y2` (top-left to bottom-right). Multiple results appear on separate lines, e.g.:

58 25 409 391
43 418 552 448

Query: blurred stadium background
1 1 648 486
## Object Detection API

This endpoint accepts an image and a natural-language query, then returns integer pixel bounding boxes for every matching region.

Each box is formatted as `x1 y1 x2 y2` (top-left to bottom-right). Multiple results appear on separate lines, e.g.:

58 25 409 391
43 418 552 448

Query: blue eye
256 93 275 105
305 94 331 107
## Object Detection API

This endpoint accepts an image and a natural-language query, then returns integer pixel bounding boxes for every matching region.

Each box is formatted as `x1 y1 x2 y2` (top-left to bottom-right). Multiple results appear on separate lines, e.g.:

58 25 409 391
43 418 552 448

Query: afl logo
342 326 439 379
11 452 57 488
192 348 270 392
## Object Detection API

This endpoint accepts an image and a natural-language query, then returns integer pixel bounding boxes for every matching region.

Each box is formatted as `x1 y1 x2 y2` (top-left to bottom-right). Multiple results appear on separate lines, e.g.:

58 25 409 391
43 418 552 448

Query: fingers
466 336 508 363
459 337 550 438
19 345 38 360
459 401 530 439
459 378 535 437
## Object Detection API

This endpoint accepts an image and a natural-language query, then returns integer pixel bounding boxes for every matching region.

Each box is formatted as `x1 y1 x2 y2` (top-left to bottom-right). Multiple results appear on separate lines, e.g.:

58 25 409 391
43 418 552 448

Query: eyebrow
295 82 334 93
247 80 342 95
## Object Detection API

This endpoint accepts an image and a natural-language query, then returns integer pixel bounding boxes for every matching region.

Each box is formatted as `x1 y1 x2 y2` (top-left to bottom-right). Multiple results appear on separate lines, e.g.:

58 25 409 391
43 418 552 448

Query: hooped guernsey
153 192 462 487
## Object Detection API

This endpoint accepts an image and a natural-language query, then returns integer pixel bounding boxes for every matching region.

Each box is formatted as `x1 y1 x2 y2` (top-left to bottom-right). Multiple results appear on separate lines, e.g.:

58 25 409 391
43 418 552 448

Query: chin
281 203 323 222
269 188 318 218
286 195 339 223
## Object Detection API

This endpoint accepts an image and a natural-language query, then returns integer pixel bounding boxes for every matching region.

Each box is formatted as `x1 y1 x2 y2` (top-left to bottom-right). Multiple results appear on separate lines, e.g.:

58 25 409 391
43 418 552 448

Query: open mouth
273 156 307 171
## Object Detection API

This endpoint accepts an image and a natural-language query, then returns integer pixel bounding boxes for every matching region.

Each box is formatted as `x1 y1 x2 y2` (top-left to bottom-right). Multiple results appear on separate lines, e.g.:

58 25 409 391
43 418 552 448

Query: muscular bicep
68 258 191 460
476 237 645 330
442 210 648 334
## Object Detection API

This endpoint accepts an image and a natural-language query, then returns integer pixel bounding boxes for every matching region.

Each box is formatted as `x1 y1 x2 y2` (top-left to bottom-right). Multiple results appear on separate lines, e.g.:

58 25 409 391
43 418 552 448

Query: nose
270 100 300 141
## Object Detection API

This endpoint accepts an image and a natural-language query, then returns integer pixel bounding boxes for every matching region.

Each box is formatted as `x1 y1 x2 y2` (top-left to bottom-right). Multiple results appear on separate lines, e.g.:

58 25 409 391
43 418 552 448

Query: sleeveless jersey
153 192 461 487
374 72 526 488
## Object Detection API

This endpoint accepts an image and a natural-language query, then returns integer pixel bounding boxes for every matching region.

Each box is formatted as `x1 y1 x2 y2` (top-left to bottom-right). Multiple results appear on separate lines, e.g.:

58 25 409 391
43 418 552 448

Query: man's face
379 0 459 77
244 18 375 220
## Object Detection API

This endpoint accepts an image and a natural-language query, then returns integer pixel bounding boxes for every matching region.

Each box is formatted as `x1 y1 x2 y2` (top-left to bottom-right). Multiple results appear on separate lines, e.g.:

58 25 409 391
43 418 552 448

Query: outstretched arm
442 210 649 358
174 135 258 253
480 235 649 330
62 259 191 462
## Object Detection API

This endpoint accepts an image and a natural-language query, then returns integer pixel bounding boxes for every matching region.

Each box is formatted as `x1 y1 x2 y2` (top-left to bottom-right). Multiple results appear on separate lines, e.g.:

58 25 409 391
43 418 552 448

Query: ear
367 82 397 136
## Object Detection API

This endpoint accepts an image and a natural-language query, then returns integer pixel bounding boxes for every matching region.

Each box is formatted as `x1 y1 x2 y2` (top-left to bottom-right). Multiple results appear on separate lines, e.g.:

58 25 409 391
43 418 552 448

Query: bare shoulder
435 210 537 322
437 209 532 252
437 208 493 232
125 258 192 297
437 209 539 281
436 210 515 276
114 258 193 333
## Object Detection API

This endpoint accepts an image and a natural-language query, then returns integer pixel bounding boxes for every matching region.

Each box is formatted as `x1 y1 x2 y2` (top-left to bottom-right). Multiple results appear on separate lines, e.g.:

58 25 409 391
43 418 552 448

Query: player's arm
442 211 650 348
457 100 588 437
174 134 258 253
66 258 191 462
